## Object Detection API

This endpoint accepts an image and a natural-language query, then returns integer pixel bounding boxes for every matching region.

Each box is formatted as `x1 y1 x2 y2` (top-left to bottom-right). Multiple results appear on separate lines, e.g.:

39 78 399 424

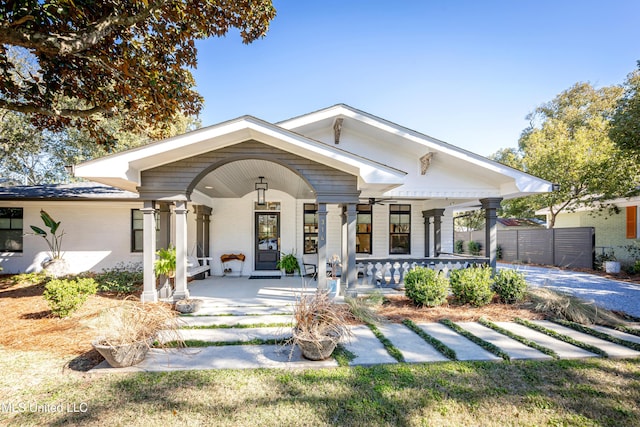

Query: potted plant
276 252 300 276
28 210 69 277
290 290 351 360
90 299 184 368
601 250 621 274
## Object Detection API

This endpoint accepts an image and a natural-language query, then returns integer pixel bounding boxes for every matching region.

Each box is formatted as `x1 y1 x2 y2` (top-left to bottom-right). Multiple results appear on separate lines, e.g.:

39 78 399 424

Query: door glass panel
257 214 279 251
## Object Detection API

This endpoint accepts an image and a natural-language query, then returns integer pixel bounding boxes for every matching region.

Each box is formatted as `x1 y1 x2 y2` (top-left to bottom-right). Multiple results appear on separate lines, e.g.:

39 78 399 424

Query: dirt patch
377 295 546 323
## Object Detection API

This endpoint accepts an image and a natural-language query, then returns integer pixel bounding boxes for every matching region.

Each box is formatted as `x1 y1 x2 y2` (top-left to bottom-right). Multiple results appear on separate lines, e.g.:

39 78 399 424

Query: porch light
255 176 268 205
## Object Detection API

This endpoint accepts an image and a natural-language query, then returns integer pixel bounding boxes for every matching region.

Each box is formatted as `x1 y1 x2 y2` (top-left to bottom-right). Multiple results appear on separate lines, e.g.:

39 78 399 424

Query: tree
0 1 276 145
610 62 640 158
493 82 639 227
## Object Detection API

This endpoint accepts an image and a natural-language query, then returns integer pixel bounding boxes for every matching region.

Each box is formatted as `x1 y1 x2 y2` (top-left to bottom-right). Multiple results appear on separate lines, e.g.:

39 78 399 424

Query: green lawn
2 349 639 426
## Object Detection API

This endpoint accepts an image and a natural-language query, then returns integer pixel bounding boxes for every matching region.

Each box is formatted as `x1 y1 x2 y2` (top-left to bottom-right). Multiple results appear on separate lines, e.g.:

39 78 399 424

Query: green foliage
454 240 464 254
492 269 527 303
0 2 276 144
404 267 449 307
276 252 300 274
467 241 482 256
610 63 640 157
449 266 494 306
10 272 48 286
154 247 176 277
29 210 65 259
94 263 143 294
43 277 97 317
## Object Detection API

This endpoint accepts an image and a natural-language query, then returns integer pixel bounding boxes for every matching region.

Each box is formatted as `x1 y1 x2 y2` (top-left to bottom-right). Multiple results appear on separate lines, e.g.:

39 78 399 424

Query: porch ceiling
193 159 314 199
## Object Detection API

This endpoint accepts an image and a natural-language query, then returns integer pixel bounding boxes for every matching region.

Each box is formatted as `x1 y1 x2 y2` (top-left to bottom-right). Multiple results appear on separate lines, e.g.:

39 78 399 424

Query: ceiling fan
362 197 397 206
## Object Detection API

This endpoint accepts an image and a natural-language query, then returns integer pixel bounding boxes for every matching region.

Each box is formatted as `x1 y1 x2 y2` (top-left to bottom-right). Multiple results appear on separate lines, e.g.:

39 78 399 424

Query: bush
43 277 98 317
492 269 527 303
449 266 494 306
404 267 449 307
467 241 482 256
94 262 143 293
454 240 464 254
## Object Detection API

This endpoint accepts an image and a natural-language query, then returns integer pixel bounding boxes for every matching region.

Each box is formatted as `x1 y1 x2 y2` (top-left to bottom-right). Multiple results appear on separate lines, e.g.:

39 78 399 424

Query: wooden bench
187 256 210 280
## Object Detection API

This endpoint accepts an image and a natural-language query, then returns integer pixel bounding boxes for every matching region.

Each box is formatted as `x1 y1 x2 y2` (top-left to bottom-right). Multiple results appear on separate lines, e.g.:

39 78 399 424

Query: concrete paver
590 325 640 345
90 344 337 373
415 322 501 361
377 323 450 363
180 314 293 328
343 325 398 366
532 320 640 359
192 305 293 316
457 322 553 360
162 327 291 344
494 322 598 359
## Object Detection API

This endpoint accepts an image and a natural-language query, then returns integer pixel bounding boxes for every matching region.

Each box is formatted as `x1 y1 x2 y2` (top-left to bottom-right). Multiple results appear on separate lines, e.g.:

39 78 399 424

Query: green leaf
30 225 47 236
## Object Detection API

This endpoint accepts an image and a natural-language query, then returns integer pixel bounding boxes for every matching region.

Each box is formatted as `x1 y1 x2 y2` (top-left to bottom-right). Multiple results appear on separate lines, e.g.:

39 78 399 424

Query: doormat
249 275 281 280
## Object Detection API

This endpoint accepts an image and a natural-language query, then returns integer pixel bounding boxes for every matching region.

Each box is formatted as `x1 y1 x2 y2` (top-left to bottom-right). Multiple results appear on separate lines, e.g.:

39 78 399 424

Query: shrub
43 277 98 317
404 267 449 307
454 240 464 254
10 272 48 286
492 269 527 303
449 266 494 306
94 262 143 294
467 241 482 256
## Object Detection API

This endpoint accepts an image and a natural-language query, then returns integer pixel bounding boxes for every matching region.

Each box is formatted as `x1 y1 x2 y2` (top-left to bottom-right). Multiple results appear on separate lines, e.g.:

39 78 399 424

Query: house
538 196 640 266
0 104 552 301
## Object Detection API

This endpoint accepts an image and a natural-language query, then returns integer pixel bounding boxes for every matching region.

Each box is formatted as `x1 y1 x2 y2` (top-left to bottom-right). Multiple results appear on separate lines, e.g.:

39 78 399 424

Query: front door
255 212 280 270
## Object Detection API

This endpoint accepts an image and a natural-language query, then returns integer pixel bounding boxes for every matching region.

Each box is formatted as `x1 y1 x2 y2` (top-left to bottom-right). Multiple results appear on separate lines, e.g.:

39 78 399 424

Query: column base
173 290 190 301
140 290 158 303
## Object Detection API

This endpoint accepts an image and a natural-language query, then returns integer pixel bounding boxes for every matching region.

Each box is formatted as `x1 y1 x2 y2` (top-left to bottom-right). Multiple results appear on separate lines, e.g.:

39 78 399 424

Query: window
356 204 372 254
389 204 411 254
131 209 159 252
0 208 23 252
303 203 318 254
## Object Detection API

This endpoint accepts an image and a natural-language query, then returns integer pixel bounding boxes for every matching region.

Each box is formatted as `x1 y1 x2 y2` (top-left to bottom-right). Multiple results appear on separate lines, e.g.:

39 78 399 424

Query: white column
481 198 503 271
140 201 157 302
317 203 328 289
173 201 190 300
345 203 357 293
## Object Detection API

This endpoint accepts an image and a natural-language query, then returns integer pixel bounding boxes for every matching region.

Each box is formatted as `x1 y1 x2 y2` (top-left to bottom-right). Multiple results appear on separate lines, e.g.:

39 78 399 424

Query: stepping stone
89 345 337 373
415 323 501 361
376 323 450 363
494 322 598 359
590 325 640 345
457 322 553 360
191 304 294 316
180 314 294 328
343 325 398 366
161 327 292 344
532 321 640 359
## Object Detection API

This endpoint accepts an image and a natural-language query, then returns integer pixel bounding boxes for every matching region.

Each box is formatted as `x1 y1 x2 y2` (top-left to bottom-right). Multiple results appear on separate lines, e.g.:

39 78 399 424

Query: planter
42 258 70 278
174 298 203 314
327 278 340 298
604 261 621 274
92 338 153 368
295 334 338 360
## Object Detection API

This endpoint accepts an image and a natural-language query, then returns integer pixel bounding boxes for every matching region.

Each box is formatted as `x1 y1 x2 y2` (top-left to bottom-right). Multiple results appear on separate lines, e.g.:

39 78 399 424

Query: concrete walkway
89 305 640 374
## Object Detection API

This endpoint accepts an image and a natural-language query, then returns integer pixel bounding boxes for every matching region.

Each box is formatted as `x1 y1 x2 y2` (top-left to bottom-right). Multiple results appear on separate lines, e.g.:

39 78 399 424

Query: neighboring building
0 104 551 301
539 196 640 266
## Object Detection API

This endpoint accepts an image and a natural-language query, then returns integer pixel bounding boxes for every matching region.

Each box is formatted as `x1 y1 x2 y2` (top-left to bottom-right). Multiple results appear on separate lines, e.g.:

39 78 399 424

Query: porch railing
354 255 489 288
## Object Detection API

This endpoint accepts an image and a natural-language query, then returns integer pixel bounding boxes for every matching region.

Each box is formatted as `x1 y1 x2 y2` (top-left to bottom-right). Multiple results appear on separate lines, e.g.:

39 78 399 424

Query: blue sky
192 0 640 156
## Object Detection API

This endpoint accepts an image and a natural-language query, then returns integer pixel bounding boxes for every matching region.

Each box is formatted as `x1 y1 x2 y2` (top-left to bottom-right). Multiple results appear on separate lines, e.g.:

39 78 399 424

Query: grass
2 349 640 427
527 288 626 326
402 319 457 360
367 323 405 362
515 318 609 357
553 319 640 352
478 317 559 359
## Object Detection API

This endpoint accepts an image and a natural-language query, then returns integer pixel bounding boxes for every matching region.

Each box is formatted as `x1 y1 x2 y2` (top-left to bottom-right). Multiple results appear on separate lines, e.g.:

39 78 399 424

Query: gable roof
0 182 138 201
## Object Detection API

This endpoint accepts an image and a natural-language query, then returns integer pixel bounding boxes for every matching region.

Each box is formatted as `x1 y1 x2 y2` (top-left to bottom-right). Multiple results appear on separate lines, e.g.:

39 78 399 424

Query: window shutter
627 206 637 239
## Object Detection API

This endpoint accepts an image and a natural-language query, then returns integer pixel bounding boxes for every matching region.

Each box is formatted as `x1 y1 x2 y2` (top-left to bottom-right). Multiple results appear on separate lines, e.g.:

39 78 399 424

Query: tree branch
0 2 164 56
0 99 107 118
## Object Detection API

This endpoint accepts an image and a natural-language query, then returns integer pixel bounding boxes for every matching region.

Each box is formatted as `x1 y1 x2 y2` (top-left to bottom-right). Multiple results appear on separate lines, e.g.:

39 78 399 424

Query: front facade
0 105 551 301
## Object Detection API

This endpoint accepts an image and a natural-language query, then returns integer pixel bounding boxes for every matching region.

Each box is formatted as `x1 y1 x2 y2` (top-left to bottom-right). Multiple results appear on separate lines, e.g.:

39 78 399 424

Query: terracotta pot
92 338 152 368
295 334 338 360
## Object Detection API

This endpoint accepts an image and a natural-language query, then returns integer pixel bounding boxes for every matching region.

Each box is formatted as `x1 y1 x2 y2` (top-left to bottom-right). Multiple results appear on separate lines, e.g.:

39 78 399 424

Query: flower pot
604 261 621 274
42 258 70 278
174 299 203 314
295 334 338 360
92 338 153 368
